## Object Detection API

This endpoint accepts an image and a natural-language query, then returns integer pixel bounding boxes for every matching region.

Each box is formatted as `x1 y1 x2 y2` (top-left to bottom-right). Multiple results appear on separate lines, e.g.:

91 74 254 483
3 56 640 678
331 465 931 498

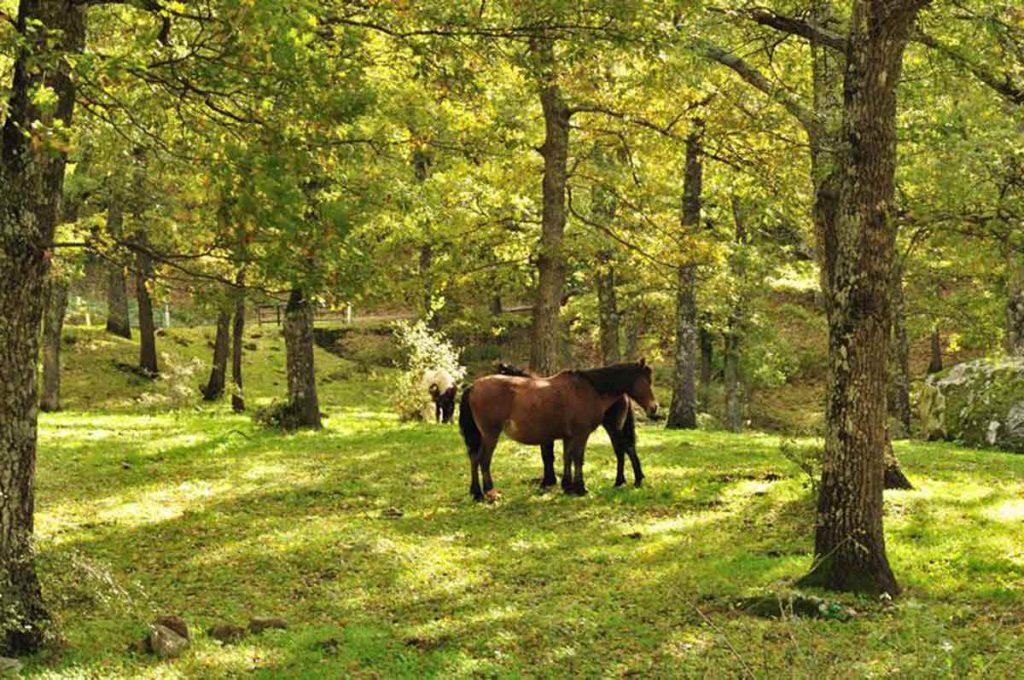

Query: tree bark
698 327 713 409
529 35 570 375
1006 251 1024 355
40 280 69 413
231 270 246 413
0 0 84 654
667 264 698 429
283 289 321 428
927 326 943 374
724 196 749 433
623 302 641 359
666 121 704 430
103 201 131 340
723 328 742 432
202 309 231 401
802 0 925 597
595 258 621 365
134 233 158 376
890 268 912 436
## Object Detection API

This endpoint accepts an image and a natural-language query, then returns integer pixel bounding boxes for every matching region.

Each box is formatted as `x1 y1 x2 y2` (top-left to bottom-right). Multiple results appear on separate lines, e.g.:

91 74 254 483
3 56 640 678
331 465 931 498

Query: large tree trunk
927 326 943 374
202 309 231 401
529 35 570 375
666 122 704 430
231 270 246 413
0 0 84 654
283 289 321 428
890 268 912 436
40 279 69 413
103 201 131 340
134 234 158 376
802 0 924 597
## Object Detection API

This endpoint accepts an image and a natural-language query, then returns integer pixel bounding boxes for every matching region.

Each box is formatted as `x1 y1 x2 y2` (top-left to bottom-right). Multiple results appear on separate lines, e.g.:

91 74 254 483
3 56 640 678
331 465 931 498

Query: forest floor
22 327 1024 677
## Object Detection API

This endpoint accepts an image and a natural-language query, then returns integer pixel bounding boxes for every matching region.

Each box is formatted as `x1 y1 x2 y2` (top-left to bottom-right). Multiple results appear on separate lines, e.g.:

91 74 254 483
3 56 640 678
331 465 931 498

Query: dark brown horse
496 363 645 489
459 360 658 499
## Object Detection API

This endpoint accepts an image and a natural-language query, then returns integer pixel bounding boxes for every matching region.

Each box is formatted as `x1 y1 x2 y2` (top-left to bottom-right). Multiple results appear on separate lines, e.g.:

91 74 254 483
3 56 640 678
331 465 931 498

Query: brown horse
496 363 645 489
459 360 659 499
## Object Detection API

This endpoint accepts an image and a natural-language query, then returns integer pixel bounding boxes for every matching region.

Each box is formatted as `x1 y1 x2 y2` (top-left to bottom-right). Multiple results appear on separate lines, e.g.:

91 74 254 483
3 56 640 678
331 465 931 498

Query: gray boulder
148 623 189 659
918 357 1024 452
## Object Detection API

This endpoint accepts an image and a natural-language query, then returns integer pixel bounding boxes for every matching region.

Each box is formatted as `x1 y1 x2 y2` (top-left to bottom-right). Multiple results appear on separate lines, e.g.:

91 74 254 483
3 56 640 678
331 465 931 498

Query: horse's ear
638 357 646 367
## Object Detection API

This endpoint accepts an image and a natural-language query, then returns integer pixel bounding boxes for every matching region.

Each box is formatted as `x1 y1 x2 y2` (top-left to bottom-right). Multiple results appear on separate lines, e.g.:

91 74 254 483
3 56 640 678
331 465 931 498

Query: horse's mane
574 362 644 395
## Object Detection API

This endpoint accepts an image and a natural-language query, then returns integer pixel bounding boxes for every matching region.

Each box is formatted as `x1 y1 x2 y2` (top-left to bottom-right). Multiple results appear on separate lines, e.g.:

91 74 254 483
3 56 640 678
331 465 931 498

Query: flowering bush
391 320 466 421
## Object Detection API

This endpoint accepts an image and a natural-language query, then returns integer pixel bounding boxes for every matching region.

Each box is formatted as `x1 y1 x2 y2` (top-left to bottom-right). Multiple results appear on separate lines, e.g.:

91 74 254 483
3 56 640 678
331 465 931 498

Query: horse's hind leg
479 435 499 496
469 454 483 501
608 430 627 487
560 444 573 493
565 438 589 497
540 442 557 488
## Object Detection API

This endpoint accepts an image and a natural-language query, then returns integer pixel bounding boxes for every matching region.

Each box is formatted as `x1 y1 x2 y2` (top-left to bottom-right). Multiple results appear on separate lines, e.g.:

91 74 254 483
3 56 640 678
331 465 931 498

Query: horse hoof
614 479 626 488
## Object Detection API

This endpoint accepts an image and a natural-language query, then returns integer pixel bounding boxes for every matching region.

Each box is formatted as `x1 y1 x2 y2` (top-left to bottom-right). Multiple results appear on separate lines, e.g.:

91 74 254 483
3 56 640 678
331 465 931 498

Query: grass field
21 327 1024 677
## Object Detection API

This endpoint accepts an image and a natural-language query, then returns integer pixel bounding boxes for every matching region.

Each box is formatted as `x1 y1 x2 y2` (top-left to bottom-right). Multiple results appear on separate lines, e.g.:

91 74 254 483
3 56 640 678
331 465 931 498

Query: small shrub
779 437 822 492
391 320 466 421
254 400 309 431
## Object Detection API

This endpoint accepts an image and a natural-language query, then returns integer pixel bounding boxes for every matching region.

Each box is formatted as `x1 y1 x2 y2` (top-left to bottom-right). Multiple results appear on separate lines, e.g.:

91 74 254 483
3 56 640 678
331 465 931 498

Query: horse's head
629 358 659 418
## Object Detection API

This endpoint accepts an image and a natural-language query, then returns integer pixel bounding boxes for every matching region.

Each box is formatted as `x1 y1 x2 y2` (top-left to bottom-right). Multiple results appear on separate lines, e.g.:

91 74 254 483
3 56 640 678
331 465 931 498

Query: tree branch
914 29 1024 106
710 6 846 51
696 39 821 140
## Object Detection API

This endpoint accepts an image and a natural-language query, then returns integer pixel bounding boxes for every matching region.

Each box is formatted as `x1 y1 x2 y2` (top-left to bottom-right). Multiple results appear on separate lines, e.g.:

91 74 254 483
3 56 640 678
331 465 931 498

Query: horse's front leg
627 444 645 487
540 442 557 488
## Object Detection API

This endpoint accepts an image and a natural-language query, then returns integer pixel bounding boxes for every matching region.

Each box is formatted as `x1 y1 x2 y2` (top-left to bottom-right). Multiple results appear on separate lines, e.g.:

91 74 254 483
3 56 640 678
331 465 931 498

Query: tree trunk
724 196 749 433
802 0 924 597
104 201 131 340
623 302 641 359
698 327 713 409
667 264 698 429
890 268 912 436
1006 251 1024 355
0 0 84 654
927 326 943 374
202 309 231 401
231 270 246 413
134 233 158 376
40 279 69 413
596 254 621 365
723 328 742 432
283 289 321 428
529 35 570 375
666 122 704 430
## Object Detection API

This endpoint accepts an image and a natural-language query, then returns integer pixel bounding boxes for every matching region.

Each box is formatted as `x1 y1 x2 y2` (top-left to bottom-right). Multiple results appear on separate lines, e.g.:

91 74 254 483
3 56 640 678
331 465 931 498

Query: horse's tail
459 386 481 456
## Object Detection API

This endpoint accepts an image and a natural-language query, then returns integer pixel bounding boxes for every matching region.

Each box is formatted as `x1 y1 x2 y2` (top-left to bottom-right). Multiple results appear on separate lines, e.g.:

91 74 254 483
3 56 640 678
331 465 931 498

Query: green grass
22 326 1024 677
